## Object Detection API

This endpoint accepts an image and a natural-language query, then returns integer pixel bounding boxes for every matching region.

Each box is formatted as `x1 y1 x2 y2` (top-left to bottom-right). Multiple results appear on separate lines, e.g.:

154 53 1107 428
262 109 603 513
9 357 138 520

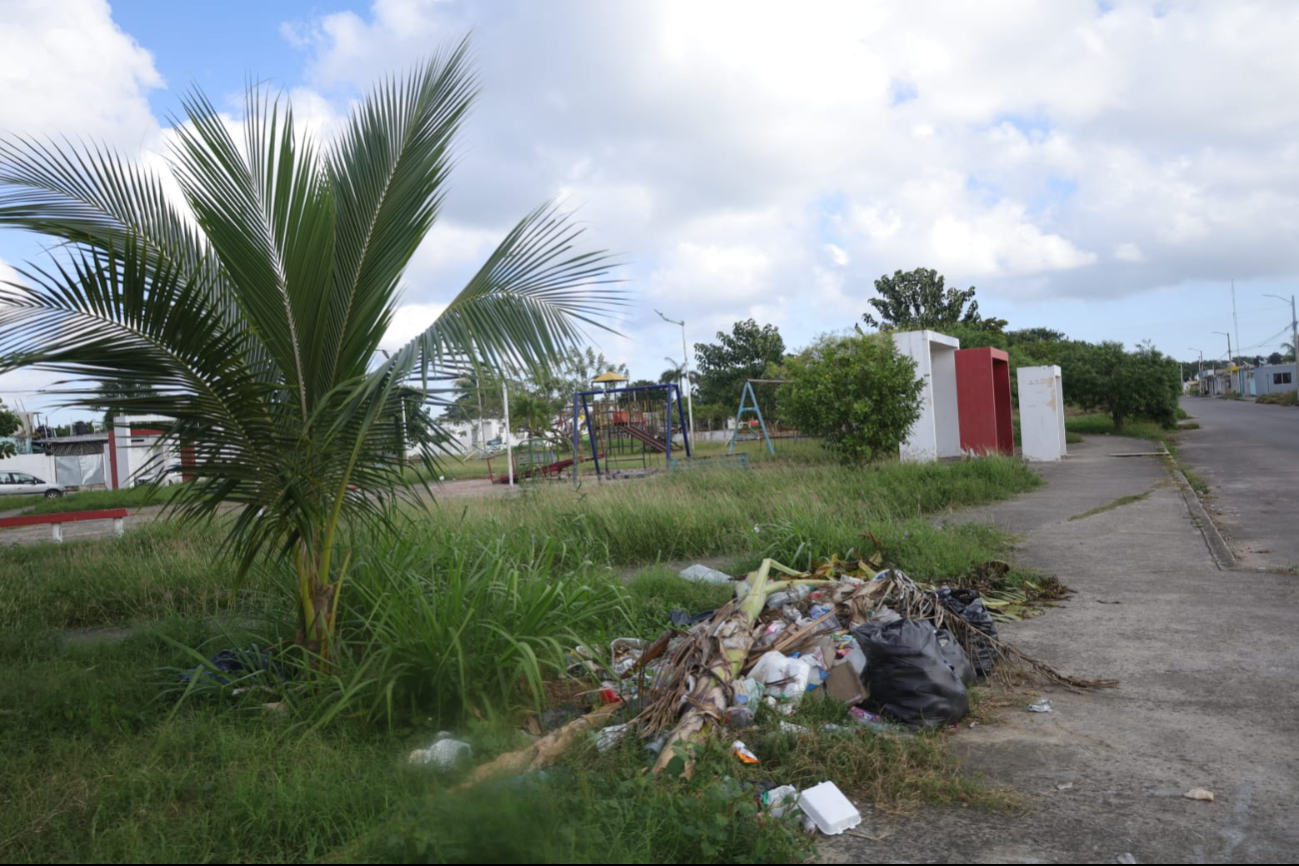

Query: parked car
0 471 65 498
132 463 184 488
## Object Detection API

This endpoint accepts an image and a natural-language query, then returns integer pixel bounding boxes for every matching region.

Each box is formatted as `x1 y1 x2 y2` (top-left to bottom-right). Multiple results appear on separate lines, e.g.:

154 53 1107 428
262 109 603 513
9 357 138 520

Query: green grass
1256 391 1298 406
415 455 1041 570
1068 490 1152 521
1064 413 1173 442
0 483 182 516
0 453 1045 863
0 520 248 634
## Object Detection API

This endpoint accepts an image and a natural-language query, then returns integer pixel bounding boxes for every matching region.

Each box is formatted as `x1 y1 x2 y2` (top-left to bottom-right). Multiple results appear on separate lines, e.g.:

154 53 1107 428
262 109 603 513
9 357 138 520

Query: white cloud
379 302 450 352
0 0 162 147
1115 243 1145 263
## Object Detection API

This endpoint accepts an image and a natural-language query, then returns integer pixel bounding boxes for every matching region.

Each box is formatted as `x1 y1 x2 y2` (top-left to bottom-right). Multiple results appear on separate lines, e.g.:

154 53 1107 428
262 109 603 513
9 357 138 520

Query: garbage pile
596 557 1117 779
440 555 1115 826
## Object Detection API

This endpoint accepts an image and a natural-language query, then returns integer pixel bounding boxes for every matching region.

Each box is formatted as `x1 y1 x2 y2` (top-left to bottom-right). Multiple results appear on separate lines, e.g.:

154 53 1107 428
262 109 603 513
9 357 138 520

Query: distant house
1252 363 1297 397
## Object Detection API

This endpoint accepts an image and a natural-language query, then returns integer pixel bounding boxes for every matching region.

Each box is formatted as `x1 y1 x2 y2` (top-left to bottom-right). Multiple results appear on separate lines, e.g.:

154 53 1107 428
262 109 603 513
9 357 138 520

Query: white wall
0 452 57 481
893 330 962 462
1017 365 1067 462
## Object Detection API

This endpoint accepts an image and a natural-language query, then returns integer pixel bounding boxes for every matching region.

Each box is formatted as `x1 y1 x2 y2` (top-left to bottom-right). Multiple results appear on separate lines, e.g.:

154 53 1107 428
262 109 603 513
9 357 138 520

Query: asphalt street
1176 395 1299 570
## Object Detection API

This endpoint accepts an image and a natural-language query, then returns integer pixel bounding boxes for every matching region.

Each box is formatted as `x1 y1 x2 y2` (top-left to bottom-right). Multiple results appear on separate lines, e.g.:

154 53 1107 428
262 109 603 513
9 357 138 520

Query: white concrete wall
893 330 962 462
0 452 58 482
1017 365 1067 462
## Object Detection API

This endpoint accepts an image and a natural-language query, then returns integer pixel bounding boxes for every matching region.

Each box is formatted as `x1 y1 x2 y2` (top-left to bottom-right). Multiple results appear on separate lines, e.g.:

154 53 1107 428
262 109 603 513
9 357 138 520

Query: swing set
727 378 798 455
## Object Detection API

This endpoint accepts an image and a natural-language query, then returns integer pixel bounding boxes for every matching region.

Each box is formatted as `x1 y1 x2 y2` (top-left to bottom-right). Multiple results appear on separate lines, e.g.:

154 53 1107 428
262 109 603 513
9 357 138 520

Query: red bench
0 508 130 542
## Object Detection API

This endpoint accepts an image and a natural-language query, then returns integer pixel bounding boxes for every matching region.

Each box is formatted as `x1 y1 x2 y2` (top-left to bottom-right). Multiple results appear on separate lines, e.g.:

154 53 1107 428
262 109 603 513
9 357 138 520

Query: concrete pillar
892 330 962 462
1017 365 1067 461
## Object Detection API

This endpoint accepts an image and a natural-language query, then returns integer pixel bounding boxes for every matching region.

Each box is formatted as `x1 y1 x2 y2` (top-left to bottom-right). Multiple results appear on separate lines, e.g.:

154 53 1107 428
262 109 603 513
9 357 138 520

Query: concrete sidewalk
823 436 1299 864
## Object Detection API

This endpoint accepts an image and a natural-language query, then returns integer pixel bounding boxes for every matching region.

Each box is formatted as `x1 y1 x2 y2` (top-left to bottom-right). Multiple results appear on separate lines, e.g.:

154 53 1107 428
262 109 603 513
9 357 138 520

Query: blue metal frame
571 383 692 480
727 380 775 455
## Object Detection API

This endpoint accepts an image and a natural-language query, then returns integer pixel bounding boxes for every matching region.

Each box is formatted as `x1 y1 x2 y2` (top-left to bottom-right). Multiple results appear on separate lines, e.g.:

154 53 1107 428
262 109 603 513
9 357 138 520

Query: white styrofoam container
798 781 862 835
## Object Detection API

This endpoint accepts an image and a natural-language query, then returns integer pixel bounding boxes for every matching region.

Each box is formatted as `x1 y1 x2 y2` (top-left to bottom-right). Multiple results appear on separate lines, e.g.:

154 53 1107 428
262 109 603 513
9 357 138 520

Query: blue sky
4 0 1299 422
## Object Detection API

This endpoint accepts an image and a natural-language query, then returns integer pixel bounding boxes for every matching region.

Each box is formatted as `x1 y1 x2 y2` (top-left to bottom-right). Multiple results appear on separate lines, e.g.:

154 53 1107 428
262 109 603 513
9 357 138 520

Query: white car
0 471 65 499
132 463 183 488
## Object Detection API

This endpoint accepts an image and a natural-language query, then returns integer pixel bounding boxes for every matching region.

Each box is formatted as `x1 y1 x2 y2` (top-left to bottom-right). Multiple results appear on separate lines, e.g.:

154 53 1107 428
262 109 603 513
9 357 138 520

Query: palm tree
0 41 623 653
1283 342 1296 362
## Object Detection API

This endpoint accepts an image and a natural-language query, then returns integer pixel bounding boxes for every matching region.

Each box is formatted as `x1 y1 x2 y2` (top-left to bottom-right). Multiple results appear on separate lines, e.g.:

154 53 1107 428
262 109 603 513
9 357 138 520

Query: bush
1257 391 1298 406
777 333 924 465
1059 340 1182 430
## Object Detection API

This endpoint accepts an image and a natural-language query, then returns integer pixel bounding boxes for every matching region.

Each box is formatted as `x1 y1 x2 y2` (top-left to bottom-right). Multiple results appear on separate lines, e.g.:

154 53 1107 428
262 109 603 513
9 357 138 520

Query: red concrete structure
954 347 1014 455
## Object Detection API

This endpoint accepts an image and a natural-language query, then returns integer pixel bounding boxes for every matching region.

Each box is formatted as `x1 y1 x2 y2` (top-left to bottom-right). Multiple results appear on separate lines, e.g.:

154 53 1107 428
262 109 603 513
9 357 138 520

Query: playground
440 377 810 485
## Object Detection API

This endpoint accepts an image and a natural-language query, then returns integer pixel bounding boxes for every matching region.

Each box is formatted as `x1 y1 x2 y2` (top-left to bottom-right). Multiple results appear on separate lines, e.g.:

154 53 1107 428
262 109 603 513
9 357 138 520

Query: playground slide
491 454 595 483
611 423 668 453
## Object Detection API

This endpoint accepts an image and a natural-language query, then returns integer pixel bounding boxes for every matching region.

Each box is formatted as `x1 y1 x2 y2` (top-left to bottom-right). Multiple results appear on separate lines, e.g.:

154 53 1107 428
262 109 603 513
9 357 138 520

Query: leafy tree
1059 341 1182 431
90 377 159 428
0 397 19 438
0 398 18 457
693 319 785 415
1268 351 1284 366
506 390 559 439
778 333 924 465
0 44 621 654
862 267 1007 333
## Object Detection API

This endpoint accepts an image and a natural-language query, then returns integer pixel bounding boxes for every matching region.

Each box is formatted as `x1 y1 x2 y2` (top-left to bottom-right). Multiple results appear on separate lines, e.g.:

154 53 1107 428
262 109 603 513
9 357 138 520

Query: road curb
1162 447 1236 570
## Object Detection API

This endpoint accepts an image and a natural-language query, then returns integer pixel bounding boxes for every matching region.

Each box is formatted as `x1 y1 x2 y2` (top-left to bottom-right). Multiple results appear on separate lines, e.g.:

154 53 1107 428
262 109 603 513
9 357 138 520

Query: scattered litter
762 784 798 817
1027 699 1053 714
669 608 716 627
1183 787 1215 802
778 721 810 736
610 637 646 677
751 651 812 705
179 647 282 686
262 701 286 713
936 587 1000 677
540 705 582 732
409 733 472 770
1096 599 1123 605
644 733 668 755
595 723 628 752
725 706 755 728
1115 854 1137 864
731 740 760 764
679 563 732 584
1057 782 1074 791
798 781 862 835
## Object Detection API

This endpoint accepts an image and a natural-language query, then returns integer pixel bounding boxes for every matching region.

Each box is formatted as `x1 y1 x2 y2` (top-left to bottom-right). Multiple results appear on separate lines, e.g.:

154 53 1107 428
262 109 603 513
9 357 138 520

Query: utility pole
1232 279 1242 392
655 309 695 446
1263 293 1298 387
1213 331 1232 394
1188 347 1203 395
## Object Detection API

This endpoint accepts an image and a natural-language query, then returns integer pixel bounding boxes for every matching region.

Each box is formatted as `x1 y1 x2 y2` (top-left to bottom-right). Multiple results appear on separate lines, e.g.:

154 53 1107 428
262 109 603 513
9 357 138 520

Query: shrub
778 333 924 465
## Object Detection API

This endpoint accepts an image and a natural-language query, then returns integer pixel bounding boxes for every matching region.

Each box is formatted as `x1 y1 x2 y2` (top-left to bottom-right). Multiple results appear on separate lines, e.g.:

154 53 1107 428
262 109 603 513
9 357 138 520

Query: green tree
862 267 1007 333
0 43 621 654
1060 341 1182 431
777 333 924 465
0 397 19 438
693 319 785 413
0 397 19 457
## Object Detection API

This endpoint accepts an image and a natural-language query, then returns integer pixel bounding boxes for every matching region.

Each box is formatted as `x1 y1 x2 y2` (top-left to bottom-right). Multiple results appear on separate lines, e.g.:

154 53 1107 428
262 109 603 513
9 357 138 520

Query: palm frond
326 39 477 389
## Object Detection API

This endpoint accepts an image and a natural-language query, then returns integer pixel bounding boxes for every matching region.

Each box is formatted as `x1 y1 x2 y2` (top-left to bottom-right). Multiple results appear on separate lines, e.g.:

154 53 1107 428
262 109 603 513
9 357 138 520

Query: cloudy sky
4 0 1299 421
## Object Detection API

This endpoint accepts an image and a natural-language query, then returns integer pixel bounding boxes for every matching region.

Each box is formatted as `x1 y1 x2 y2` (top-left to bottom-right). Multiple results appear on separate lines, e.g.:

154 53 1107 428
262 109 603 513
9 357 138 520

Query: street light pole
1188 347 1203 396
1264 293 1298 387
655 309 695 446
1212 331 1232 394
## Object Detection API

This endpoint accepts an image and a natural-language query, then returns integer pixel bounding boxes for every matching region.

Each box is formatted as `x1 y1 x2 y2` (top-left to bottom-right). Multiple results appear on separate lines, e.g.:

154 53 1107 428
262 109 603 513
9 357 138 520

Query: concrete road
1176 396 1299 570
822 435 1299 864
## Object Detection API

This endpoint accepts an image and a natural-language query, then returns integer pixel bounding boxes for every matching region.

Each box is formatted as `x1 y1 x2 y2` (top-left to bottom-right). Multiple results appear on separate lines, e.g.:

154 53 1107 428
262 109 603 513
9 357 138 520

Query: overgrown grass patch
18 483 186 516
1256 391 1298 406
0 520 250 633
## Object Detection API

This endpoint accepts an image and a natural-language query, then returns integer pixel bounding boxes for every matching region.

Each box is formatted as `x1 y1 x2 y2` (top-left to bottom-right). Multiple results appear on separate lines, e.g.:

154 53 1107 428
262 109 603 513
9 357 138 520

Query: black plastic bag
936 587 999 677
935 628 975 686
853 619 969 729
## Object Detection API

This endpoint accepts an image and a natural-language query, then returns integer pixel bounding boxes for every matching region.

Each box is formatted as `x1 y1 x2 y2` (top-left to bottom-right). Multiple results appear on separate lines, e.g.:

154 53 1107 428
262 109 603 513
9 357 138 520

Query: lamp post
1188 347 1203 396
1212 331 1232 394
655 309 695 445
1263 293 1298 386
